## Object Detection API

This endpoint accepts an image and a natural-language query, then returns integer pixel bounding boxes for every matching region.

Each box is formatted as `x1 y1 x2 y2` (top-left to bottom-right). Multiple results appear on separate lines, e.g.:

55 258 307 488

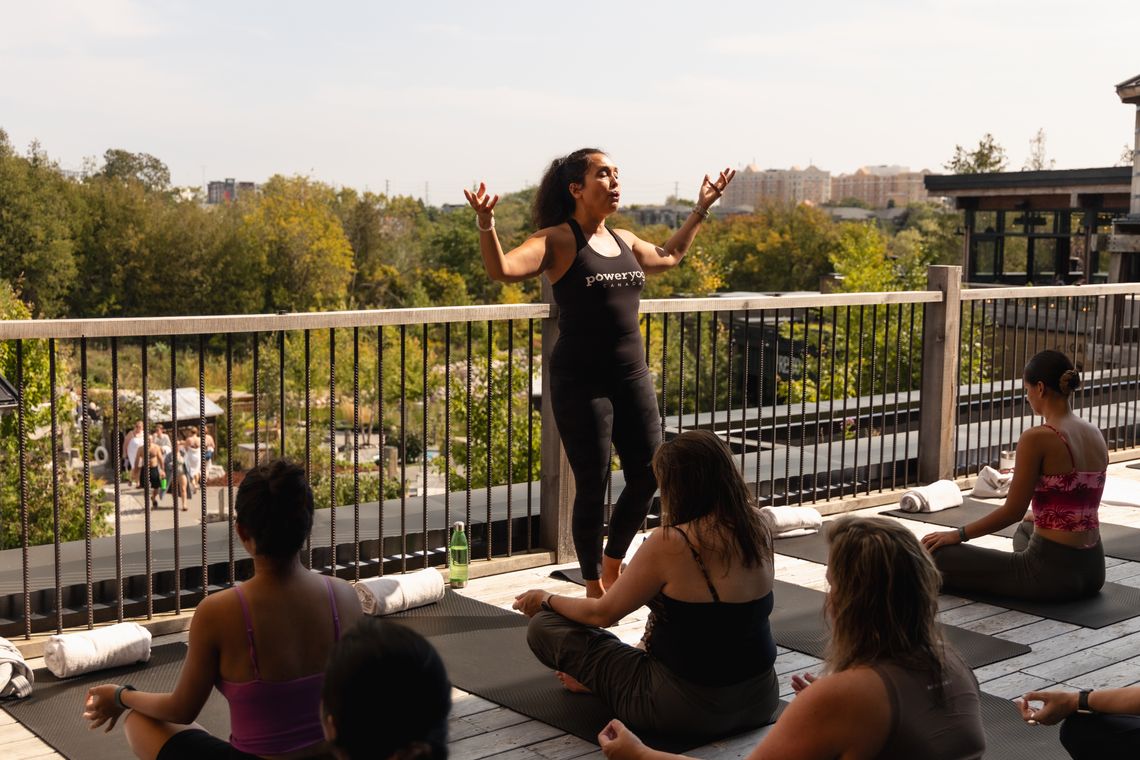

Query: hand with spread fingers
921 529 962 553
697 167 735 210
1015 690 1078 726
463 182 499 231
83 684 126 732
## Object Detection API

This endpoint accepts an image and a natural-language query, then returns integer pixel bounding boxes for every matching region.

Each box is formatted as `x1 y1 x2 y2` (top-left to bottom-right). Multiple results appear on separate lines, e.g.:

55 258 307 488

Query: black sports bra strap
671 527 720 602
566 218 589 252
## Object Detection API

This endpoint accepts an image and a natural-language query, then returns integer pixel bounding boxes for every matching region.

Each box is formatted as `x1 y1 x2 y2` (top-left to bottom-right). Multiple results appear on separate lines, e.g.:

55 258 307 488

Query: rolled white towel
355 567 445 616
43 623 151 679
899 480 964 513
0 636 33 698
761 506 823 537
971 466 1013 500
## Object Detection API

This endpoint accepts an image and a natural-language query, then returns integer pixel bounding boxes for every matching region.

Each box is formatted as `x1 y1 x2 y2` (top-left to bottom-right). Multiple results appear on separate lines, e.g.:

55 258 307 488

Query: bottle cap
453 521 465 531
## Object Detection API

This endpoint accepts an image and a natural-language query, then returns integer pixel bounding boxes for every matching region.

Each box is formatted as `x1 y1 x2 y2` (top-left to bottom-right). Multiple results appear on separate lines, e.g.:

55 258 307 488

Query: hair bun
1059 369 1081 394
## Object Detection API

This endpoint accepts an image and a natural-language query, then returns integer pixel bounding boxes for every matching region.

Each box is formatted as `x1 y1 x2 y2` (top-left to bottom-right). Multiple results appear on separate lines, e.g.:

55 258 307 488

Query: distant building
206 178 257 204
720 164 831 209
620 204 694 228
831 166 931 208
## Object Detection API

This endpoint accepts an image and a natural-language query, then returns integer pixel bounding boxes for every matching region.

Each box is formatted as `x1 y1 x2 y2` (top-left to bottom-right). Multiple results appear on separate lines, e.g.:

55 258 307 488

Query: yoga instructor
465 149 734 597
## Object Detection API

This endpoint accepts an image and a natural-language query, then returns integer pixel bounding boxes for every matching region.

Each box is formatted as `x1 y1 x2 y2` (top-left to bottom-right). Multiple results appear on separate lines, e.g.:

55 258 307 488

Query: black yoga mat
771 531 831 565
0 643 230 760
769 580 1030 668
886 497 1140 562
979 691 1068 760
388 590 776 752
550 567 587 585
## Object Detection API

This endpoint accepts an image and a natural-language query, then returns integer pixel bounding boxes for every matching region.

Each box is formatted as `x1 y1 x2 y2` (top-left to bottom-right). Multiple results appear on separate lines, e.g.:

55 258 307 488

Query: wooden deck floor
7 463 1140 759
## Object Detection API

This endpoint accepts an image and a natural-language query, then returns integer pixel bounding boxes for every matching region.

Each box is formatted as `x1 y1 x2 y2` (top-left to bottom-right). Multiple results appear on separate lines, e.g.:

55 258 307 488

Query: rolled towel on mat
971 466 1013 500
899 480 963 513
43 623 151 679
0 636 33 698
1101 476 1140 508
356 567 445 616
761 506 823 537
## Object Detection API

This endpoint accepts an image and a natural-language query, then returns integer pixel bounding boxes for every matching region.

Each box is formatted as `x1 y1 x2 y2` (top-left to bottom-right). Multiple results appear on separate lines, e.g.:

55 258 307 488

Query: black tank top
549 219 648 379
644 527 778 687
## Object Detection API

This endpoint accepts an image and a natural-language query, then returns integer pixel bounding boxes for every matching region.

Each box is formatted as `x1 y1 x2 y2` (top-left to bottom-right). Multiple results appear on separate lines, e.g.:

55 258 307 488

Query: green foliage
720 201 839 293
945 133 1008 174
0 282 112 549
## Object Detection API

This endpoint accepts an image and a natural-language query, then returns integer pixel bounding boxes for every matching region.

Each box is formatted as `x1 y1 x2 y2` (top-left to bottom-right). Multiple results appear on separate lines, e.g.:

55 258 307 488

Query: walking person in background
183 428 203 494
133 436 165 510
466 149 734 597
922 350 1107 601
124 420 144 486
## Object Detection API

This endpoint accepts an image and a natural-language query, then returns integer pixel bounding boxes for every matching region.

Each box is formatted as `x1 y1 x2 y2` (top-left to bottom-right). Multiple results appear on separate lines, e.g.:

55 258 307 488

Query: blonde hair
825 516 945 685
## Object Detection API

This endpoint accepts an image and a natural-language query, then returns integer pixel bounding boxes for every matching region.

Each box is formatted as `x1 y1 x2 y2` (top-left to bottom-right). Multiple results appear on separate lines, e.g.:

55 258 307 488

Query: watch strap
1077 689 1094 714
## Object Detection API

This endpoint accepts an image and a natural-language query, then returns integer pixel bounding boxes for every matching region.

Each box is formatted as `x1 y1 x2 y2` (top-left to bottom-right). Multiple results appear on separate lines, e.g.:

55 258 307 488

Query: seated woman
321 618 452 760
513 430 779 742
83 459 363 760
922 350 1107 601
596 516 986 760
1017 685 1140 759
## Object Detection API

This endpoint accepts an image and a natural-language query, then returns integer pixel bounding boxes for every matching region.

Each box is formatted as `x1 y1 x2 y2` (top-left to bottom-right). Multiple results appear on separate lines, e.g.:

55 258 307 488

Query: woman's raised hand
697 167 736 210
464 182 499 227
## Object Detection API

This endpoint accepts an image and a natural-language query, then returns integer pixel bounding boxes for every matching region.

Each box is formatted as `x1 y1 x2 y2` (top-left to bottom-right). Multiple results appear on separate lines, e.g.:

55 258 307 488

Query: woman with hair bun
922 349 1107 601
465 150 734 598
84 459 363 759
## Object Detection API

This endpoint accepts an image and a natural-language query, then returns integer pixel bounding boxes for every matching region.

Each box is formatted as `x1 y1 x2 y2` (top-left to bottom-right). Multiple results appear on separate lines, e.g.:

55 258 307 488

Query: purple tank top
217 577 341 755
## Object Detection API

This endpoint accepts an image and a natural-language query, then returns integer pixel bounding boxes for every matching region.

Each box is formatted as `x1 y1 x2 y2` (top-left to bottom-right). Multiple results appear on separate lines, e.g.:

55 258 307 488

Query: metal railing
7 267 1140 638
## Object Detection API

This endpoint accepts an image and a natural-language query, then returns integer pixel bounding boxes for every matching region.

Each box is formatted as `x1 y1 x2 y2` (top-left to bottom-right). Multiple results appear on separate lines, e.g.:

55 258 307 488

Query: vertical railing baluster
878 305 891 492
253 335 261 469
891 304 903 491
506 320 514 556
466 322 472 534
198 335 208 597
770 309 780 503
279 329 286 458
17 342 31 637
353 327 361 580
526 319 533 550
377 326 385 575
694 312 702 427
486 321 493 561
303 331 312 569
743 309 755 496
170 335 181 614
660 314 668 443
226 334 235 583
421 324 429 568
1009 300 1021 453
446 323 454 552
329 328 337 576
997 301 1009 472
1093 295 1105 434
798 309 808 501
81 339 93 628
840 307 851 499
726 311 736 467
853 308 865 497
905 303 917 486
678 314 686 433
827 306 838 500
399 325 407 573
110 338 123 622
1129 297 1139 449
866 305 877 495
710 312 718 430
964 301 976 476
140 338 153 619
815 309 826 500
49 339 62 631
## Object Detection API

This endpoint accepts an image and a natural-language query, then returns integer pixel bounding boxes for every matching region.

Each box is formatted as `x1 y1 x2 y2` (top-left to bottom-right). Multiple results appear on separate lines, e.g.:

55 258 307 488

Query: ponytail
531 148 603 229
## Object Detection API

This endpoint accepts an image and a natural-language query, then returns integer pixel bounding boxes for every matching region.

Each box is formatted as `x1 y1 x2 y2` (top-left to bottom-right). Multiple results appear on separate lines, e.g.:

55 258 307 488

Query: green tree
1022 128 1055 171
0 132 80 317
945 133 1008 174
99 148 171 192
725 201 839 292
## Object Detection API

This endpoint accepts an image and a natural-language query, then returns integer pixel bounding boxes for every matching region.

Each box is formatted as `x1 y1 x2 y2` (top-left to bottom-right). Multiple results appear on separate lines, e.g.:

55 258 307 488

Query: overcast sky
1 0 1136 205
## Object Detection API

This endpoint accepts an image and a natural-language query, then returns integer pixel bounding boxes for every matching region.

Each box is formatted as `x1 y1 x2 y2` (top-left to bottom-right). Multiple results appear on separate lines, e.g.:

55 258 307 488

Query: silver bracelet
691 206 710 220
476 216 495 232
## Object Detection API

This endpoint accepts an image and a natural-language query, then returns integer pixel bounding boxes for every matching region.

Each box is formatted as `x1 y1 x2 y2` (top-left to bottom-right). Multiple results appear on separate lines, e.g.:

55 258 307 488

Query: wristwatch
1077 689 1095 714
957 526 969 543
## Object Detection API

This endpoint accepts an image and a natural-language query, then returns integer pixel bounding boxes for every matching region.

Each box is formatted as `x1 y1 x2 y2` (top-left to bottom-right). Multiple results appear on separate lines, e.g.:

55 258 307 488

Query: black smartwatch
1077 689 1095 714
957 526 969 543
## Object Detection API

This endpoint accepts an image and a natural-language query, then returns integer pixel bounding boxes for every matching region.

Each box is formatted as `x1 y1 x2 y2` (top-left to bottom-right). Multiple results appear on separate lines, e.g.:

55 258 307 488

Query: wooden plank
448 719 565 760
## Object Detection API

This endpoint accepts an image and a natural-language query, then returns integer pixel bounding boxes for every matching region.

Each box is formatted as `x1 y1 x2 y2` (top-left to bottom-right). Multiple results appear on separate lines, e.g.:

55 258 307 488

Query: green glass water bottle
449 521 469 588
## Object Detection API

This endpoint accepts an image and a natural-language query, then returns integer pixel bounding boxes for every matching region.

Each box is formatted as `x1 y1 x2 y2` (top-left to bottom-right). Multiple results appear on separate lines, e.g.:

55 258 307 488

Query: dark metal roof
925 167 1131 193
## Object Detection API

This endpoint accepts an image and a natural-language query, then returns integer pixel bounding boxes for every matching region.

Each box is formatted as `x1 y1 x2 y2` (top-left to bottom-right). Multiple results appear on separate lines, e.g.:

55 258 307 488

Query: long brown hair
531 148 603 229
653 430 771 569
825 516 945 684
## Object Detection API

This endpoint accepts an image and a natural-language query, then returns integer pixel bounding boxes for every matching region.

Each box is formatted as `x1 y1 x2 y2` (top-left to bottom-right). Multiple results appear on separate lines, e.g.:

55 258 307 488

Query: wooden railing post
918 265 962 483
539 280 576 563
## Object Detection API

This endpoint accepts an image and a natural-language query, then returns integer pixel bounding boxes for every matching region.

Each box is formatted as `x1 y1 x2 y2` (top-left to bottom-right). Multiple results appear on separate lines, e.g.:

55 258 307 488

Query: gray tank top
871 648 985 759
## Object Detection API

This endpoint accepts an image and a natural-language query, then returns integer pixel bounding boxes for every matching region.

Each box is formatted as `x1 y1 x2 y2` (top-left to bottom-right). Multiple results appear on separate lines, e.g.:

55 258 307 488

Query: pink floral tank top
1031 425 1105 532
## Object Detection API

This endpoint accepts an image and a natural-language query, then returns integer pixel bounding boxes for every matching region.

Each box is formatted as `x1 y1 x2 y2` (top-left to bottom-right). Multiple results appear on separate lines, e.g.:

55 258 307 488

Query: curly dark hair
531 148 604 229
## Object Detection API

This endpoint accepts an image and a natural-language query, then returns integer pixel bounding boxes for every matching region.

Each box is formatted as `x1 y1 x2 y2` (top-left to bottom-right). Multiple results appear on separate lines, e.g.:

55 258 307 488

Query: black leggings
1061 713 1140 759
550 370 661 580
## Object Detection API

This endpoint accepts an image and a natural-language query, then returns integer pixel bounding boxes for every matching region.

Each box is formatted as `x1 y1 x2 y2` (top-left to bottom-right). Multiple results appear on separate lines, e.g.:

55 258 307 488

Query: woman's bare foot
585 580 605 599
555 671 591 694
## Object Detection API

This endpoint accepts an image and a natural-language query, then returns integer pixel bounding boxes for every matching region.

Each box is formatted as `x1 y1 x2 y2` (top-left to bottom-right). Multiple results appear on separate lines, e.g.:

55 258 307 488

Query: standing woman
922 350 1107 600
465 149 734 597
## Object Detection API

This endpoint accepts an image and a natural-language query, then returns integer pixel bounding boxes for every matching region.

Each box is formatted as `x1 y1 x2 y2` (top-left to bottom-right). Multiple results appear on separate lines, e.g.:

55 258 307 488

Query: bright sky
1 0 1136 205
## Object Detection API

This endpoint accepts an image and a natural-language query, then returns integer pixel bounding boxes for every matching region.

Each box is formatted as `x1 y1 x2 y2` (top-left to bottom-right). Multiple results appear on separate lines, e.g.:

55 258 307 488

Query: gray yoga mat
0 643 230 760
769 580 1030 668
771 531 831 565
389 590 779 752
979 691 1068 760
885 497 1140 561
